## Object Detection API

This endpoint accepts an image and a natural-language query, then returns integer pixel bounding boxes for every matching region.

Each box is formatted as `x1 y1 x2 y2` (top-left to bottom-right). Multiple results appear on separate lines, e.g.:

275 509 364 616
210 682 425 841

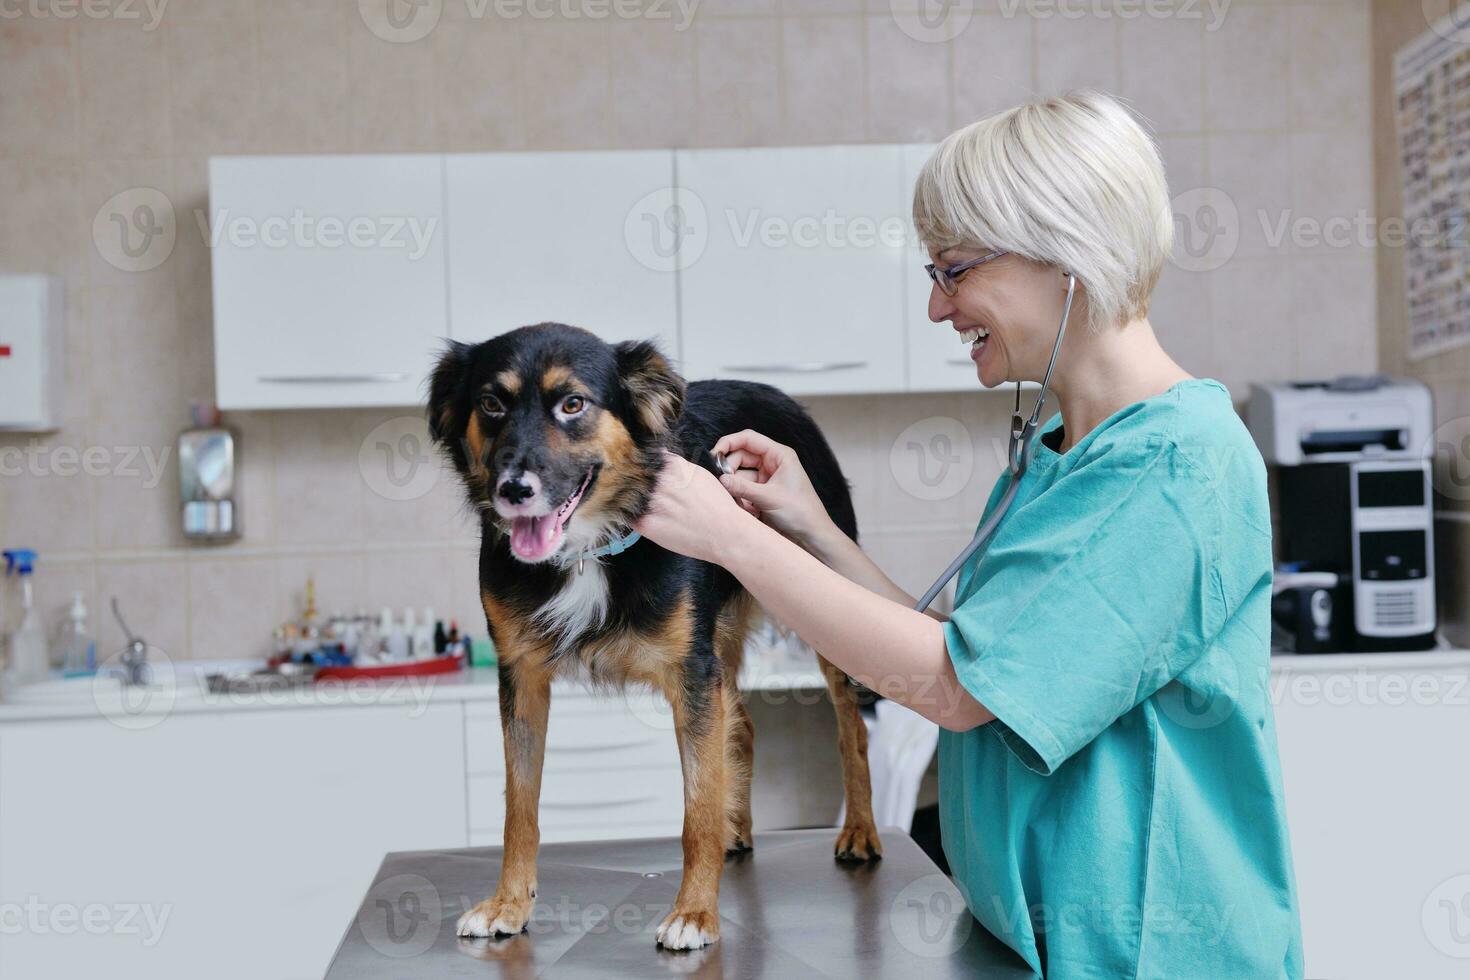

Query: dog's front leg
457 660 551 938
655 667 727 950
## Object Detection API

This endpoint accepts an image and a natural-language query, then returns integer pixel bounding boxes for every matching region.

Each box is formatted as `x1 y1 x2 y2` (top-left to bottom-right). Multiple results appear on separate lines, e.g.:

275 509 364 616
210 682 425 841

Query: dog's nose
498 478 535 505
496 470 543 511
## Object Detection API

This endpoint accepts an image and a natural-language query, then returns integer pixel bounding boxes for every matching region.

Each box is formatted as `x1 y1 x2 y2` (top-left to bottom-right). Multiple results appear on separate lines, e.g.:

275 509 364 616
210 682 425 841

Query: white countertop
0 649 836 724
1267 647 1470 673
1 647 1466 725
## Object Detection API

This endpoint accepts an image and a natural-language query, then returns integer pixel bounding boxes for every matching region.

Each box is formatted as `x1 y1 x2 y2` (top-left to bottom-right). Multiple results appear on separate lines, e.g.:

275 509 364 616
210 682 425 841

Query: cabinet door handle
722 361 867 374
546 738 655 755
939 369 1040 392
542 795 661 810
946 358 976 367
258 373 410 384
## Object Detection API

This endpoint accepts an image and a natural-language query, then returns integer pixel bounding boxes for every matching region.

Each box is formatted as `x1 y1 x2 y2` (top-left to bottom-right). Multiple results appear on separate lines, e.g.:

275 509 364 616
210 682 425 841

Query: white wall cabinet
902 143 980 393
209 146 1018 408
675 146 909 396
446 151 679 358
900 144 1033 394
210 155 448 409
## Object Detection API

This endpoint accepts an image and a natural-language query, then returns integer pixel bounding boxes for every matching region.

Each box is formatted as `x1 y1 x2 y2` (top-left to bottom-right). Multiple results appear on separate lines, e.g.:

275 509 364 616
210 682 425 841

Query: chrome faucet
111 597 150 687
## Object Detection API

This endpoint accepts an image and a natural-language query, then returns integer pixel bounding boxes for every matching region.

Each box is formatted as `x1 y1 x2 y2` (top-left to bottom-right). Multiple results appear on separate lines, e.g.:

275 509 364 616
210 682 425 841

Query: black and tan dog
429 322 881 951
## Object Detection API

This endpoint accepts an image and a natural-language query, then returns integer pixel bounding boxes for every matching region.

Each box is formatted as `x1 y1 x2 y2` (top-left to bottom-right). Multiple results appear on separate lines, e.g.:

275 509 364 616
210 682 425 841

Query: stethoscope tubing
913 272 1077 613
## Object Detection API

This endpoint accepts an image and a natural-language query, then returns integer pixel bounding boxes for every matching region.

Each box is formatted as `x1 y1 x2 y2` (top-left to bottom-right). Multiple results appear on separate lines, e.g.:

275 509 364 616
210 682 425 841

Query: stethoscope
913 271 1077 613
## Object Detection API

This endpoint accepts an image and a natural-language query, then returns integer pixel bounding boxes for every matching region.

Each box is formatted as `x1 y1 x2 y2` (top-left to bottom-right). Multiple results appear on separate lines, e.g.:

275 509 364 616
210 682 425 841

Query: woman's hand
712 429 836 551
633 451 749 565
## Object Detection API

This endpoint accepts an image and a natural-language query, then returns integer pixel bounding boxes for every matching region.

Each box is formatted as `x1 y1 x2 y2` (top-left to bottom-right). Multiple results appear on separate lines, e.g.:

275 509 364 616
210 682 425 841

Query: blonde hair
912 91 1173 331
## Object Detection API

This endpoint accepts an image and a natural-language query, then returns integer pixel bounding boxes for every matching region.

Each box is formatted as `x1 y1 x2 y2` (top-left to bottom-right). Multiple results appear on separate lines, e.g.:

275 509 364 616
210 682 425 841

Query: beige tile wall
0 0 1376 663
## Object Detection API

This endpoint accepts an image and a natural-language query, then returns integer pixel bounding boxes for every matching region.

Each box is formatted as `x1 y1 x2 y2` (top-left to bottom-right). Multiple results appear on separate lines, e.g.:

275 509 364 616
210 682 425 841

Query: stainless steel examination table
327 827 1037 978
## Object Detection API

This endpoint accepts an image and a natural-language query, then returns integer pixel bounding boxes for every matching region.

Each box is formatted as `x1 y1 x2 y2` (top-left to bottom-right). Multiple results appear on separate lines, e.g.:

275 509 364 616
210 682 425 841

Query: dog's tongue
505 471 592 562
510 515 561 561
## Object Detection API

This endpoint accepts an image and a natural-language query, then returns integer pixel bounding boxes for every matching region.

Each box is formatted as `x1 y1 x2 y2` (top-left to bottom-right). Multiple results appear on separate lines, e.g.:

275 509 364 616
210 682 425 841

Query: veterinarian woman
635 92 1303 978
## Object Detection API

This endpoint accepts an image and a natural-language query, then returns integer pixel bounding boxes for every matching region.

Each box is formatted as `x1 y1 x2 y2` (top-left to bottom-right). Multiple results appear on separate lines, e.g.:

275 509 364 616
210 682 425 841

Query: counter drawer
464 692 678 776
467 765 684 840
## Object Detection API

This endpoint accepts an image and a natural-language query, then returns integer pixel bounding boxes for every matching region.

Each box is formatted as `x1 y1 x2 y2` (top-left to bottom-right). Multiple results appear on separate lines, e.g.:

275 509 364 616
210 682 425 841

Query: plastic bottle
384 607 408 661
339 612 361 660
399 608 416 661
413 607 435 660
59 591 96 678
2 549 49 686
353 608 374 662
360 607 391 665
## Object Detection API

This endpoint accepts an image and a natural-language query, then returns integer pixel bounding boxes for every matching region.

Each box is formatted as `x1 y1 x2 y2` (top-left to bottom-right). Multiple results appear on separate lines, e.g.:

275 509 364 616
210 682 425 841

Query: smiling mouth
508 467 595 562
957 325 991 356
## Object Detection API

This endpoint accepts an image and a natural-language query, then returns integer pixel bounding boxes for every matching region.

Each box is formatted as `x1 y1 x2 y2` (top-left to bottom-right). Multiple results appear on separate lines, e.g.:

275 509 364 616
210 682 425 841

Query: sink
2 659 265 718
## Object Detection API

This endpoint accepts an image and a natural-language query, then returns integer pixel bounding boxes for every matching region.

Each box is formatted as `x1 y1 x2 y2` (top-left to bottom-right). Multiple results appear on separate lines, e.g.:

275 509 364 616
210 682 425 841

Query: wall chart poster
1395 6 1470 360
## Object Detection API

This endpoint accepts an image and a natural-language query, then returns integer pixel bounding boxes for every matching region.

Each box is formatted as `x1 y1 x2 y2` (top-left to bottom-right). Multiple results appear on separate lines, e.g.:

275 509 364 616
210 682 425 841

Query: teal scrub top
939 379 1303 979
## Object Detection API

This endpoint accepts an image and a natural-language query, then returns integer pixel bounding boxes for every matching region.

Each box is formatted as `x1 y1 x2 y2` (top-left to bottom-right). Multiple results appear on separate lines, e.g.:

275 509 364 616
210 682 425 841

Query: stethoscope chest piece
1007 409 1029 477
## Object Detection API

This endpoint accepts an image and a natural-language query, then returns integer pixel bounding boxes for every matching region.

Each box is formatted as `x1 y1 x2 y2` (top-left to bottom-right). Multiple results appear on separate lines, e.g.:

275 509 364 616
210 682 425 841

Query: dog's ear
427 340 473 468
614 340 685 440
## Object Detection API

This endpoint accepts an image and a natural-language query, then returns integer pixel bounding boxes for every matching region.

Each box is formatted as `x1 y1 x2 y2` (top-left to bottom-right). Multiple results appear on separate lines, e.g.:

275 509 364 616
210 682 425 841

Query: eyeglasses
924 248 1008 296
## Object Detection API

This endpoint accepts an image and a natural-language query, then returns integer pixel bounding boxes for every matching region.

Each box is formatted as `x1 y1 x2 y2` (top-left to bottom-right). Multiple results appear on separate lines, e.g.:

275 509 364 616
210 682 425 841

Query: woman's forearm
717 514 992 731
803 522 948 622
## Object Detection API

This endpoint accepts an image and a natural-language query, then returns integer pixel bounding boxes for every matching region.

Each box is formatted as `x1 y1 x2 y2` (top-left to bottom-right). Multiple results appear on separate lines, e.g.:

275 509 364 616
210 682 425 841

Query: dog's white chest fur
533 560 610 649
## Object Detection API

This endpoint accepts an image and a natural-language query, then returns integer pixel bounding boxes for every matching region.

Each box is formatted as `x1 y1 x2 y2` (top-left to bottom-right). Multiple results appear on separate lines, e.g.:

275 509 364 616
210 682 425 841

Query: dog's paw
457 895 533 938
655 908 720 950
834 824 883 863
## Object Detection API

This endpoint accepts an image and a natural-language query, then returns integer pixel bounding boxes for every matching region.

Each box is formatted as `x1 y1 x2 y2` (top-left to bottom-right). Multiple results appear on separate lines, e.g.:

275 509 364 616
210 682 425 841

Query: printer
1248 377 1437 652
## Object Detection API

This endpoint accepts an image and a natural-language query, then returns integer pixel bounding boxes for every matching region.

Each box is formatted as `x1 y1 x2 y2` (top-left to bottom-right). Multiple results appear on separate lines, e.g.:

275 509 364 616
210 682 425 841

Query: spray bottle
3 549 49 686
60 591 96 678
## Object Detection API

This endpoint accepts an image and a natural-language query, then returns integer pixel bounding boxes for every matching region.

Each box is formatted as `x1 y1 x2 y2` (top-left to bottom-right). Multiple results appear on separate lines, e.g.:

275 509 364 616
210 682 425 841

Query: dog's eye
478 393 505 417
558 395 587 417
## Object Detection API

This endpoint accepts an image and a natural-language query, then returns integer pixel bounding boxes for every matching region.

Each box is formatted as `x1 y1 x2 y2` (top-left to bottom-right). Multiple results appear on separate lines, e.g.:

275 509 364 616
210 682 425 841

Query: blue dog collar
576 529 641 574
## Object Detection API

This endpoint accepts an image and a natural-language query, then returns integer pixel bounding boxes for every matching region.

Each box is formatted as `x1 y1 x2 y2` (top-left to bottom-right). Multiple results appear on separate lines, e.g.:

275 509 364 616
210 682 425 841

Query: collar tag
574 529 642 575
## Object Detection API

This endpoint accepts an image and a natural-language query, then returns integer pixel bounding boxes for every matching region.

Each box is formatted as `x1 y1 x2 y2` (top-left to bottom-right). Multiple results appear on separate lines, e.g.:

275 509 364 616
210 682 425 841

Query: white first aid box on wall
0 275 64 432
